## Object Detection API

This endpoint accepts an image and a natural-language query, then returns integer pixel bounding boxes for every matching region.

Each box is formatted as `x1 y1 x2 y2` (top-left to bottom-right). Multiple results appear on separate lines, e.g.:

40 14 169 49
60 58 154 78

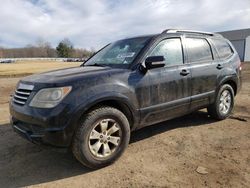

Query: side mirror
145 56 165 70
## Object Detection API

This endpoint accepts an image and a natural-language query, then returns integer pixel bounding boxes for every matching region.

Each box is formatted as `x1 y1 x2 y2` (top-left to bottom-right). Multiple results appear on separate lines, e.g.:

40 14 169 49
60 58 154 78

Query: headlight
29 86 72 108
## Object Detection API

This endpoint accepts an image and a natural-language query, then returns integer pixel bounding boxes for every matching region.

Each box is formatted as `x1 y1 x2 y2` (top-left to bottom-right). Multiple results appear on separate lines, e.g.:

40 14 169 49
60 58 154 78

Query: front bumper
12 118 44 144
9 99 76 147
11 116 70 147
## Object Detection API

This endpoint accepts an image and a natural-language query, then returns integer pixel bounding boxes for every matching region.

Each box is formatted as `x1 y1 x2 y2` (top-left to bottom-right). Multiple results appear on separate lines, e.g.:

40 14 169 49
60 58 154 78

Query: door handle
180 69 190 76
217 64 223 69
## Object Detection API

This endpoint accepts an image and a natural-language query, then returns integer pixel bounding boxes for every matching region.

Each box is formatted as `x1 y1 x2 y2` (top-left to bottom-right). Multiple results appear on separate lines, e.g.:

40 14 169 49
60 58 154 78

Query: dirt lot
0 62 249 187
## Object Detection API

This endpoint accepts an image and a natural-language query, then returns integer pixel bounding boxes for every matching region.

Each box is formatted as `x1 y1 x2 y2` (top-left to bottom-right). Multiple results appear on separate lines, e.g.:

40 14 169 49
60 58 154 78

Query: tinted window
186 38 213 63
212 39 233 59
149 38 183 66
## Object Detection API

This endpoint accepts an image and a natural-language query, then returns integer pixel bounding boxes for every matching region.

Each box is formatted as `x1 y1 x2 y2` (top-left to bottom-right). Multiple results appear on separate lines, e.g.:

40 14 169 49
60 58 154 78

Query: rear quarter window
211 39 234 60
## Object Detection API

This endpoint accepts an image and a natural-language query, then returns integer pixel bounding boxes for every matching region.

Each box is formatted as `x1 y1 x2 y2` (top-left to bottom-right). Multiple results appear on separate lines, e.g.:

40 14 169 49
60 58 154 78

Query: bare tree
0 47 3 58
0 38 94 59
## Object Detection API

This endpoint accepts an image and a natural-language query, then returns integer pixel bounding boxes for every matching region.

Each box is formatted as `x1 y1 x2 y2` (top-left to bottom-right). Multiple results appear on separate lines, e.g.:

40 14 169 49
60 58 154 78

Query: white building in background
218 28 250 62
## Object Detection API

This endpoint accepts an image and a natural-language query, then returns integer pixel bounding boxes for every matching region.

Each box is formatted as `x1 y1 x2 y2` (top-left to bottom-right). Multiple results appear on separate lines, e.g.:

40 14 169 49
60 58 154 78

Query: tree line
0 38 95 59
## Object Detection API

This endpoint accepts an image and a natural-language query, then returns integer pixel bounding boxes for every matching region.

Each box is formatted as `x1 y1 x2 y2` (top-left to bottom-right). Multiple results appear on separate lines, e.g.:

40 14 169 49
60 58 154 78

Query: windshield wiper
85 63 108 67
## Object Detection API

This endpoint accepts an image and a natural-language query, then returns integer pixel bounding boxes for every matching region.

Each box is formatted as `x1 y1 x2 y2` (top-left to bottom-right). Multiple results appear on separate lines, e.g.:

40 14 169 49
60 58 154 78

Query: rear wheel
207 84 234 120
72 106 130 169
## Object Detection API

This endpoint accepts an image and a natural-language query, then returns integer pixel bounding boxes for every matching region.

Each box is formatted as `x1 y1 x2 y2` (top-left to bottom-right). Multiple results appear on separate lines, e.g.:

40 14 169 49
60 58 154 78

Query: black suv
10 29 242 169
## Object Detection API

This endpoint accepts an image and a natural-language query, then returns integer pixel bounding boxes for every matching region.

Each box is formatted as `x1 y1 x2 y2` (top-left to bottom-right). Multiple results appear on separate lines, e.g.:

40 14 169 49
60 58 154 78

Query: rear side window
149 38 183 66
185 38 213 63
211 39 233 59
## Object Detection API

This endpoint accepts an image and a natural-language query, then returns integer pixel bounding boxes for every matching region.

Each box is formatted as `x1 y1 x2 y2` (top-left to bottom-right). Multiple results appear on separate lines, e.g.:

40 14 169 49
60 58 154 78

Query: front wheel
72 106 130 169
207 84 234 120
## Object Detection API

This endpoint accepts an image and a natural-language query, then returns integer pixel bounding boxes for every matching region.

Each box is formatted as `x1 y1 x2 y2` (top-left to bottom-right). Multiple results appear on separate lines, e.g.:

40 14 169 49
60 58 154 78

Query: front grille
13 83 34 106
14 89 32 105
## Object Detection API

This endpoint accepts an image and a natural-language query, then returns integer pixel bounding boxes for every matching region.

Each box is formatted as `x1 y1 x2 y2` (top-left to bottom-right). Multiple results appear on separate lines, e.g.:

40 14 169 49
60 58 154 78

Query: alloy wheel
88 119 121 158
219 90 232 114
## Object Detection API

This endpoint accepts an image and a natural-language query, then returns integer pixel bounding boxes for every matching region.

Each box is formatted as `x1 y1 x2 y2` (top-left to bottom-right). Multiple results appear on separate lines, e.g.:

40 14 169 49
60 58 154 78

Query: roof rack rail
162 29 222 37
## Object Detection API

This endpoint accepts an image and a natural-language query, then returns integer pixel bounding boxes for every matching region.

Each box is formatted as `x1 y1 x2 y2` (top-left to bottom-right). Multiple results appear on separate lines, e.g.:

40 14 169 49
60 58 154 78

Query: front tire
207 84 234 120
72 106 130 169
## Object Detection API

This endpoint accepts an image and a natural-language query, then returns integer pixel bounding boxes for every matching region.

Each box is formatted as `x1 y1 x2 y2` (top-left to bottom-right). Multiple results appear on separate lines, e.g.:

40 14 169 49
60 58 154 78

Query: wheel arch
219 78 237 96
84 99 136 129
218 75 238 96
73 94 140 132
223 80 237 96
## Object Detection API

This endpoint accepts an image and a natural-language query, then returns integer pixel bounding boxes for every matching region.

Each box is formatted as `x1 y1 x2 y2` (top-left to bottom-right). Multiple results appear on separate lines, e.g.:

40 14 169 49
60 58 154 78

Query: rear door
183 37 217 110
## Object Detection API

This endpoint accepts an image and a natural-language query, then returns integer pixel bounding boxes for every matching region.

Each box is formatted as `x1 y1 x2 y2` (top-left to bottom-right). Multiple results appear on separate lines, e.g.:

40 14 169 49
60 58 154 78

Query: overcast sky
0 0 249 49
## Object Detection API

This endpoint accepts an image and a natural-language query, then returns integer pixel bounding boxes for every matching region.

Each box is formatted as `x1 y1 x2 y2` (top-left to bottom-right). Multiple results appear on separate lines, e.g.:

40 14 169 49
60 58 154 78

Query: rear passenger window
186 38 213 63
149 38 183 66
211 39 233 59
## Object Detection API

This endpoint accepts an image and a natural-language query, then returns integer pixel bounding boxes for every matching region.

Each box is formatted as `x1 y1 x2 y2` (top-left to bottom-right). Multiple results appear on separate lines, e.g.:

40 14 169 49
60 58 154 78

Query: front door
138 37 191 126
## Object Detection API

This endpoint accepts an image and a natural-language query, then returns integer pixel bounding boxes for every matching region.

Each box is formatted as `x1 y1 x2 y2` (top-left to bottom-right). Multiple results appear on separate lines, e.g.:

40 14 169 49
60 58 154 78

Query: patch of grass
0 60 82 77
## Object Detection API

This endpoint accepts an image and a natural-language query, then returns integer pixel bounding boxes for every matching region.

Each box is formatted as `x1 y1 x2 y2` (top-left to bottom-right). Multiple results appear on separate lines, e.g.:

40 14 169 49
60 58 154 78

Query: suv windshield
84 36 151 68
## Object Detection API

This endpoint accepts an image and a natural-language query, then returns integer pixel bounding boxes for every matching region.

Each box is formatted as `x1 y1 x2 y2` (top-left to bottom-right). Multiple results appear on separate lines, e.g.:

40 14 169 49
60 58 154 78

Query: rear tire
207 84 234 120
72 106 130 169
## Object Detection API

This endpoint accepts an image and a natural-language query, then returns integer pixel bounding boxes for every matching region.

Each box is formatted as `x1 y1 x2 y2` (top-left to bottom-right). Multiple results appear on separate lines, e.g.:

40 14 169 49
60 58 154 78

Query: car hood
21 65 120 84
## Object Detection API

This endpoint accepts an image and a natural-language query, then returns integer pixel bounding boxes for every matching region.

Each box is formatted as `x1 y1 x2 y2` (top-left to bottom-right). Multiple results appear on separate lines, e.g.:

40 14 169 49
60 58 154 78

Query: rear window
212 39 233 59
185 38 213 63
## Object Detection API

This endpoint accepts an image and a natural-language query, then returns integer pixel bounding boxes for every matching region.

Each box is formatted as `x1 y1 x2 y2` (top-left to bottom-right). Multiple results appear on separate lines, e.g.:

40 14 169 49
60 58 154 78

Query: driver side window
149 38 183 66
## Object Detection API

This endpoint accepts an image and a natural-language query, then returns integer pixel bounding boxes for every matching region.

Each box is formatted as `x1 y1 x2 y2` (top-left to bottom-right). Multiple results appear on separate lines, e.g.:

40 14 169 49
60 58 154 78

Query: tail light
239 62 242 71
